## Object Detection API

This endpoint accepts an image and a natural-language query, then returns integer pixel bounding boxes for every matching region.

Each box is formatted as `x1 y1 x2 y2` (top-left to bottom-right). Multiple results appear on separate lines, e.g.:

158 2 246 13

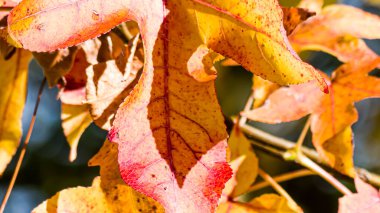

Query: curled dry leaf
290 5 380 64
217 194 302 213
33 140 164 213
0 49 31 175
244 58 380 176
281 7 316 36
33 47 79 87
339 178 380 213
85 35 143 130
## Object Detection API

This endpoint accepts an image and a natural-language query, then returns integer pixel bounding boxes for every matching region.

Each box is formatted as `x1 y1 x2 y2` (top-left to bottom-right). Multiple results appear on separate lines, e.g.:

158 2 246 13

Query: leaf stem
296 118 311 151
238 91 254 127
238 123 380 188
258 169 299 209
294 152 352 195
243 169 315 194
0 78 46 213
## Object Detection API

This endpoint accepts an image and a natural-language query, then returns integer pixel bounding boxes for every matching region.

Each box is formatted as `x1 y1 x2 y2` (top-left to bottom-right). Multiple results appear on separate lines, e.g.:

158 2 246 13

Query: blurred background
0 0 379 212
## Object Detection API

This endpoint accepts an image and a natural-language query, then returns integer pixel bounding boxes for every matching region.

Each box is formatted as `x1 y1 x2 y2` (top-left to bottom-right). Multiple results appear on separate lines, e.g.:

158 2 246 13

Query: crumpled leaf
0 49 31 175
33 47 79 87
217 194 301 213
85 35 143 130
244 58 380 176
58 48 89 105
33 140 164 213
61 104 92 162
338 178 380 213
290 4 380 64
222 126 258 199
282 7 316 36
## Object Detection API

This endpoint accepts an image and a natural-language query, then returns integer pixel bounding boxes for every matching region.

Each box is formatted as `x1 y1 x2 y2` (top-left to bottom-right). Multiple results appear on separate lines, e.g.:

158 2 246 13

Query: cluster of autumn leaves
0 0 380 212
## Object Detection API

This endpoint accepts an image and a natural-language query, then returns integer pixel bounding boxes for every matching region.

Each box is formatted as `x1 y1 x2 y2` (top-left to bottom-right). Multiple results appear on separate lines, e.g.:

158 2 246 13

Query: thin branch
258 169 299 209
239 123 380 187
296 118 311 151
238 91 254 127
295 153 352 195
0 78 46 213
244 169 315 194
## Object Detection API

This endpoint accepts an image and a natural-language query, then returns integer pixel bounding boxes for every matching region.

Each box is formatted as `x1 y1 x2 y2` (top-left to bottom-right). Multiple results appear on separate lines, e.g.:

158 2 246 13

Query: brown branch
0 78 46 213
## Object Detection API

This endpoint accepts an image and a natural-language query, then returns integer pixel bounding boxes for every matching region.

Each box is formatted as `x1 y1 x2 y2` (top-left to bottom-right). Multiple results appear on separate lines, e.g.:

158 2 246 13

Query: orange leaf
244 58 380 176
290 5 380 64
8 0 326 88
339 178 380 213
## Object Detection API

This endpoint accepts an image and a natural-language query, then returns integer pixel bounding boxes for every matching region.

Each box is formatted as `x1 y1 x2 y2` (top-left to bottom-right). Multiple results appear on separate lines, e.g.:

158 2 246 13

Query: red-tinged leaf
243 80 324 123
290 5 380 64
58 48 89 105
339 178 380 213
187 45 221 82
245 58 380 176
0 49 31 175
8 0 327 89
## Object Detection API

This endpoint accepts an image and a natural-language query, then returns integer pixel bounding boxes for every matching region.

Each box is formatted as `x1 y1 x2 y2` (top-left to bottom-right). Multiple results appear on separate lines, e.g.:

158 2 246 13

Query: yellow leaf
61 104 92 162
223 126 259 198
0 49 31 175
33 140 164 213
217 194 302 213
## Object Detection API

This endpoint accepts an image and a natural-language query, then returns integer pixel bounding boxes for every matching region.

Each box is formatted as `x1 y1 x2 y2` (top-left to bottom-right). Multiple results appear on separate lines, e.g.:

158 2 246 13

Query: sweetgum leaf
0 49 31 175
339 178 380 213
8 0 326 87
290 5 380 64
8 0 330 211
244 58 380 176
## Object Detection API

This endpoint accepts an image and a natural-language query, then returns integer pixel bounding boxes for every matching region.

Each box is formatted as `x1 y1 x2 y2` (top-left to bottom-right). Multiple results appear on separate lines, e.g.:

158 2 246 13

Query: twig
238 91 254 127
0 78 46 213
239 123 380 187
258 169 299 209
244 169 315 194
294 153 352 195
296 118 311 151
